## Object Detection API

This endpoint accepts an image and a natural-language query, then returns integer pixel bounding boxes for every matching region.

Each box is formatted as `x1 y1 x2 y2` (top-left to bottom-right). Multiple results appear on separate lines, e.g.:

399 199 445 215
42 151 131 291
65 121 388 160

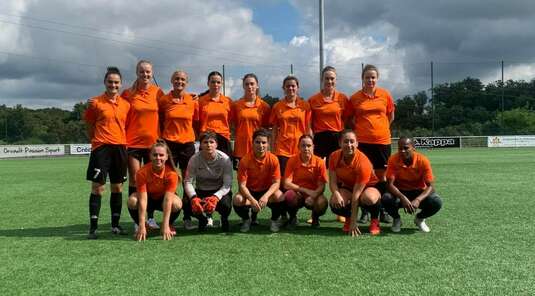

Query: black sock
368 203 380 220
128 186 136 197
169 210 181 225
110 192 122 228
147 209 155 220
251 211 258 221
89 193 101 232
269 202 282 221
233 205 250 220
128 207 139 225
288 207 298 219
183 196 192 220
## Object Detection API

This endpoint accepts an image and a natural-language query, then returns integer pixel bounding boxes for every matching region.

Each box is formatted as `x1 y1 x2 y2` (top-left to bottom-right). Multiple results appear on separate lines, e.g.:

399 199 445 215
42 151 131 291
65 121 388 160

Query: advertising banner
0 145 65 158
413 137 460 148
70 144 92 155
487 136 535 147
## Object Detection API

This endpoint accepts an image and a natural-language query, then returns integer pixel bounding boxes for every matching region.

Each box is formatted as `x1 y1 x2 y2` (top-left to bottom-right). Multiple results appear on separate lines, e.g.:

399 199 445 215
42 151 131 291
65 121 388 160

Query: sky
1 0 535 110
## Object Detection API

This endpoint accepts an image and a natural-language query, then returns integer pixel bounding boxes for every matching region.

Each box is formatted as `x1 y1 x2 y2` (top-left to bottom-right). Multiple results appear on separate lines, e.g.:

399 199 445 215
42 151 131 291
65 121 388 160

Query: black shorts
233 157 241 171
147 196 164 212
313 131 340 158
358 143 391 170
166 140 195 172
127 147 150 164
216 134 231 157
86 144 128 184
250 190 268 200
277 155 289 176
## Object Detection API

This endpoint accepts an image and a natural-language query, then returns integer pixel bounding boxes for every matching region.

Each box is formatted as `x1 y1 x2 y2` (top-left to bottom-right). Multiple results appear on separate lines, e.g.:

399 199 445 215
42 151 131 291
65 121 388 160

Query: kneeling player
233 128 284 232
184 131 233 232
283 135 328 228
382 137 442 233
329 130 382 236
127 140 182 241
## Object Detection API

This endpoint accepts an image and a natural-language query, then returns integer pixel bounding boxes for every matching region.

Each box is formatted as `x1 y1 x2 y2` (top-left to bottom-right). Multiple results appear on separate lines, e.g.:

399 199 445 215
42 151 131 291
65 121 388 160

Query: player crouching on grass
329 130 383 236
381 137 442 233
127 139 182 241
183 130 233 232
282 134 328 229
84 66 130 239
233 128 285 233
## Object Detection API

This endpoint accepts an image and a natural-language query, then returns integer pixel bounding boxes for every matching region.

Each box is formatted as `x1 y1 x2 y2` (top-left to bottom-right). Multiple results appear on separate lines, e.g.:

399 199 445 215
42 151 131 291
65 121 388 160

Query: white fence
1 136 534 159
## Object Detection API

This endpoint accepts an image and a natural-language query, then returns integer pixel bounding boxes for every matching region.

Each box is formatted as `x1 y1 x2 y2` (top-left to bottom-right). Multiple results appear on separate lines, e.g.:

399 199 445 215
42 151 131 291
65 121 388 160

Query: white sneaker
147 218 160 230
270 219 281 232
392 218 402 233
414 218 430 233
134 224 139 233
240 219 251 233
183 219 196 230
206 217 214 228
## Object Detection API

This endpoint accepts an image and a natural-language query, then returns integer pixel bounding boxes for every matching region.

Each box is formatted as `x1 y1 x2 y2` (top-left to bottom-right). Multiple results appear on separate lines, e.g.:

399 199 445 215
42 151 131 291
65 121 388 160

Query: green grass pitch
1 148 534 295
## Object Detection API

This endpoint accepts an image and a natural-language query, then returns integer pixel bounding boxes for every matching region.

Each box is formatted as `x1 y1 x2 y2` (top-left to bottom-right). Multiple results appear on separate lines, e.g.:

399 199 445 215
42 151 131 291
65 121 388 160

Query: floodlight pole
319 0 325 86
431 61 435 136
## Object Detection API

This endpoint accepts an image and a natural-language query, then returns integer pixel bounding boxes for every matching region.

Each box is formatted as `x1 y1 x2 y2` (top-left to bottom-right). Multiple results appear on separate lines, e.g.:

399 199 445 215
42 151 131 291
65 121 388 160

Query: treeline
1 77 535 144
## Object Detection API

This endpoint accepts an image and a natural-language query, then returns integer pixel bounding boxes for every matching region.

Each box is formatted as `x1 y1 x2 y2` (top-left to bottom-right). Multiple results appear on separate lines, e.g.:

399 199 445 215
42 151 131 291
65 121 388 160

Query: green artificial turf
1 148 534 295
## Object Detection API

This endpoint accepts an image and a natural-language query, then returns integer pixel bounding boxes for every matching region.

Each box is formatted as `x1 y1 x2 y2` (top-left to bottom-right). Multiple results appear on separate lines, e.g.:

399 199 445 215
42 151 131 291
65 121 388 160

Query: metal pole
431 61 435 136
501 60 504 132
290 64 294 75
319 0 325 86
222 64 226 96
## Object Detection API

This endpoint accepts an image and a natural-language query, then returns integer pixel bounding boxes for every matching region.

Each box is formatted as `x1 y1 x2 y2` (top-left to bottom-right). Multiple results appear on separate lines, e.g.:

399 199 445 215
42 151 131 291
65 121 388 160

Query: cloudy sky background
1 0 535 109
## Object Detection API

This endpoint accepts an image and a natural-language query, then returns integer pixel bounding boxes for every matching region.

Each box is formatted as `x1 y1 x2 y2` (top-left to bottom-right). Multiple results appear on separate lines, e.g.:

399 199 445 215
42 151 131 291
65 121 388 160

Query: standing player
198 71 233 157
282 135 328 228
127 140 183 241
183 131 233 232
159 70 199 230
329 130 382 236
84 67 130 239
233 128 284 232
381 137 443 232
270 75 312 175
308 66 349 224
345 64 395 224
232 73 271 225
122 60 164 230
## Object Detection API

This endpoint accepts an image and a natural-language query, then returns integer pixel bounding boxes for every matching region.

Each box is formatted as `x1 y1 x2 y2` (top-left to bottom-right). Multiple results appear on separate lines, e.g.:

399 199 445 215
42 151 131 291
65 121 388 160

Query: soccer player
381 137 443 233
345 64 395 224
127 140 182 241
183 130 233 232
198 71 233 157
232 73 271 225
270 75 312 175
84 66 130 239
122 60 164 230
282 135 328 228
233 128 284 233
308 66 349 224
159 70 199 230
329 130 382 236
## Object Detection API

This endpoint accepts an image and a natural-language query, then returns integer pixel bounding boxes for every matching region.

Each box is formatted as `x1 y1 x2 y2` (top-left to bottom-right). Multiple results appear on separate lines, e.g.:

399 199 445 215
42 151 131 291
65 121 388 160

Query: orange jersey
159 92 199 143
237 151 280 192
122 85 164 148
345 87 395 145
232 97 271 158
308 90 349 133
198 94 232 140
284 154 328 190
269 98 311 157
386 152 434 191
329 149 378 188
136 163 179 200
84 93 130 150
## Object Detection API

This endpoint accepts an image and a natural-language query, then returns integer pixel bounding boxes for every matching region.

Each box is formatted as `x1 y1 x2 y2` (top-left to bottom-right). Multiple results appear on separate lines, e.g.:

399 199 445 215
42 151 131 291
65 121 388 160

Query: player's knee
233 193 246 206
127 195 138 209
91 183 105 195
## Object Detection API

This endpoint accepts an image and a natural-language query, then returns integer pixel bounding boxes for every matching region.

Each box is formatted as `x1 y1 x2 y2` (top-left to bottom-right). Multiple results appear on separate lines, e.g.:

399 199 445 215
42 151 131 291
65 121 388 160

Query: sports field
1 148 534 295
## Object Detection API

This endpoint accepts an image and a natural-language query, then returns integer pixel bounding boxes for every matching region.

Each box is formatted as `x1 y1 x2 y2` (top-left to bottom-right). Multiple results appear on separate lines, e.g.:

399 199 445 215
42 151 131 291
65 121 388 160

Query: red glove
191 197 204 215
203 196 219 214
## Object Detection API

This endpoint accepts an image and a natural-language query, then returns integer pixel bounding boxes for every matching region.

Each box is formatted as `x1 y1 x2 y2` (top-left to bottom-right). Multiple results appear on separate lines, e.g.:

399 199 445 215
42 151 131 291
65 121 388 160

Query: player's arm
259 178 280 208
136 191 148 241
329 169 344 208
387 177 415 214
412 181 434 209
161 191 174 240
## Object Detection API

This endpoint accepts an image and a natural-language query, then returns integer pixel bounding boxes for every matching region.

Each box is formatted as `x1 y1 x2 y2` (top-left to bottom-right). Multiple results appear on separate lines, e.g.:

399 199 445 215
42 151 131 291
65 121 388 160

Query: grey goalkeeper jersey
184 150 233 199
